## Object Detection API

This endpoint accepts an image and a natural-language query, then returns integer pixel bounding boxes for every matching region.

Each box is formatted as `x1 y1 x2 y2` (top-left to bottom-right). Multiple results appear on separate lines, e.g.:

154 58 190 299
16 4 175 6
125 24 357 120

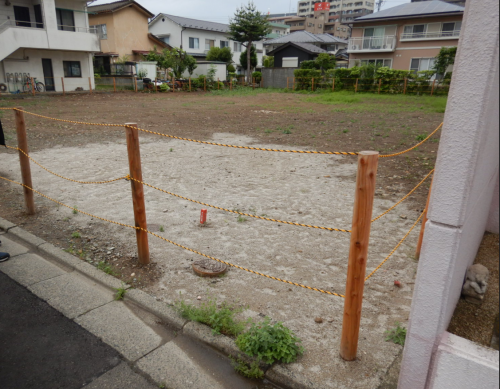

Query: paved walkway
0 221 279 389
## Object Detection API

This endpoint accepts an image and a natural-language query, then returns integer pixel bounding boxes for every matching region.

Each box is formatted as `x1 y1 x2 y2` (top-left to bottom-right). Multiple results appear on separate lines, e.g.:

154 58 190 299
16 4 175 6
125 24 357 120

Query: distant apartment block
347 1 464 71
297 0 374 23
412 0 466 7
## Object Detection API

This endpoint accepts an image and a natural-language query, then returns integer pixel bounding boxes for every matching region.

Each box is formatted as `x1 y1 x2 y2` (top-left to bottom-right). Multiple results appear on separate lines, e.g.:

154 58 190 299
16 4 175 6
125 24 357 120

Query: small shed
267 42 329 68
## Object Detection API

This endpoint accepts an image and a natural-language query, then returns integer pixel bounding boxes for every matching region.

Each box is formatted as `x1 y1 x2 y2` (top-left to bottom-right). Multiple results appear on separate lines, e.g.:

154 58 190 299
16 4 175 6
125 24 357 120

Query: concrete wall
428 332 499 389
262 68 296 89
399 0 500 388
182 63 227 81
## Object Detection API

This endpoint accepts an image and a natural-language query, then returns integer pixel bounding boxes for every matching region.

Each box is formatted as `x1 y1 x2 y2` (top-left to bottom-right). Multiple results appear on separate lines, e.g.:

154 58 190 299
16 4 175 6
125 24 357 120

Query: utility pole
375 0 385 12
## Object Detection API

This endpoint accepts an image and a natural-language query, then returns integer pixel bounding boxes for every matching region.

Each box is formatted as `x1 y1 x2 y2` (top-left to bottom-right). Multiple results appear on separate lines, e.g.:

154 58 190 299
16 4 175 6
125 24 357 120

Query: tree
433 47 457 76
206 47 233 64
185 55 198 76
239 45 257 71
228 2 271 82
315 53 336 73
144 47 197 79
263 56 274 68
227 64 236 73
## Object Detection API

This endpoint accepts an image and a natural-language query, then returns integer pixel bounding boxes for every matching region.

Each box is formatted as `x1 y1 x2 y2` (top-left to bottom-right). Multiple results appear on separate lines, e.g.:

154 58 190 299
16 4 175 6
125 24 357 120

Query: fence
287 77 450 96
0 106 441 361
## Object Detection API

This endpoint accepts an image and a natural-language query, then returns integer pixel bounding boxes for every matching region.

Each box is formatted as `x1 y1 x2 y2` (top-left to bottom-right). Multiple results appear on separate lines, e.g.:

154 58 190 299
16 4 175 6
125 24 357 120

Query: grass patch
113 285 127 300
237 215 247 222
174 297 246 336
71 231 81 239
72 205 78 215
385 322 407 346
230 358 264 379
97 261 117 276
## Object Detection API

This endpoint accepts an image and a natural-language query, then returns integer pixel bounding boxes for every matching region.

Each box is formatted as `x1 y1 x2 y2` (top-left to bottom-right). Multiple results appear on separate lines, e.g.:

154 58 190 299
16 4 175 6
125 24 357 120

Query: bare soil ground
0 91 445 388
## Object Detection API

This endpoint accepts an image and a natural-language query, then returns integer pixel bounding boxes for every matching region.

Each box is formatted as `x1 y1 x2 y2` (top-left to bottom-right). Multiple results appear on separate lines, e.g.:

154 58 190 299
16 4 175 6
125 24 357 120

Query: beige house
347 1 464 71
88 0 168 74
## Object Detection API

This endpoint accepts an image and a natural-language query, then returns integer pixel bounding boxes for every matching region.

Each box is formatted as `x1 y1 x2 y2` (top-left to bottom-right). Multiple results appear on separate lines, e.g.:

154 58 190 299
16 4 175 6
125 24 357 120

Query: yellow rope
0 175 345 298
128 176 351 233
371 169 434 223
365 211 424 282
6 146 128 184
380 123 443 158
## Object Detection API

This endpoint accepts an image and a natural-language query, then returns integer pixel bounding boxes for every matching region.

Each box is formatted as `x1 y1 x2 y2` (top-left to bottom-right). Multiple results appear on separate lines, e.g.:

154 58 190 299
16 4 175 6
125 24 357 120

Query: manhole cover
192 259 228 277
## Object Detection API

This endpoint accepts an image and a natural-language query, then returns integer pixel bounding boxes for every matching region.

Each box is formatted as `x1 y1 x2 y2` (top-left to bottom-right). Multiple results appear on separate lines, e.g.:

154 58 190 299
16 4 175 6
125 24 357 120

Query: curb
0 216 309 389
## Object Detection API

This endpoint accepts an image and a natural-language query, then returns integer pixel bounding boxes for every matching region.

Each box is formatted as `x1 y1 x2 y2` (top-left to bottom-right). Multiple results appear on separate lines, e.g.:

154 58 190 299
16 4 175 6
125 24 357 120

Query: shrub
159 83 170 92
227 64 236 73
252 71 262 81
236 317 304 364
294 69 321 90
300 60 319 70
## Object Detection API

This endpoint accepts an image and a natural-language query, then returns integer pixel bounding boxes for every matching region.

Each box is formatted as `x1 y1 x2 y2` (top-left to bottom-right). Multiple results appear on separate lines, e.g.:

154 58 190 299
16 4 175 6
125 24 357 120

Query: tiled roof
264 31 347 45
268 42 328 55
269 22 290 29
88 0 154 17
354 0 464 21
151 14 230 33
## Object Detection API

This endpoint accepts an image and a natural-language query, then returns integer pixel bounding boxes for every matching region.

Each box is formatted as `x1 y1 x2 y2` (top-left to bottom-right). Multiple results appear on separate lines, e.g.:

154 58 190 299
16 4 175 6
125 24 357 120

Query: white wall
2 48 94 91
136 62 157 80
182 63 226 81
399 0 500 388
427 332 499 389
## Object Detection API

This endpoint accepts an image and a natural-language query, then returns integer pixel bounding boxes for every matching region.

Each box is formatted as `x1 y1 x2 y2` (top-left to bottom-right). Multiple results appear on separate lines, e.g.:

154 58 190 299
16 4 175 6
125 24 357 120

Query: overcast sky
88 0 410 23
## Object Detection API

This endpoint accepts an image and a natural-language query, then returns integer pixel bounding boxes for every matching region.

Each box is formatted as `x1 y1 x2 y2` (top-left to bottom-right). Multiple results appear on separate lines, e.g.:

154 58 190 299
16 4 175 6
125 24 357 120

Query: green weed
160 225 165 232
237 215 247 223
230 358 264 379
113 285 127 300
416 134 427 141
174 297 246 336
72 206 78 215
385 322 407 346
71 231 81 239
97 261 117 276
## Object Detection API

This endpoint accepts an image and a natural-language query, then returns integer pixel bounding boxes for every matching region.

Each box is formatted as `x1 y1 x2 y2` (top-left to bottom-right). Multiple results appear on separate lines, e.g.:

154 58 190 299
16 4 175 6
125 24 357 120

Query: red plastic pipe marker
200 209 207 224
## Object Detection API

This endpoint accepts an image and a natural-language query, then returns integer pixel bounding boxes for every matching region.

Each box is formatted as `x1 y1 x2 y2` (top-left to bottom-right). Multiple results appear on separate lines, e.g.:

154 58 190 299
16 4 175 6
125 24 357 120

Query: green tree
206 47 233 64
228 2 271 82
433 47 457 76
227 64 236 73
239 45 257 71
315 53 336 73
185 55 198 76
144 47 197 79
263 56 274 68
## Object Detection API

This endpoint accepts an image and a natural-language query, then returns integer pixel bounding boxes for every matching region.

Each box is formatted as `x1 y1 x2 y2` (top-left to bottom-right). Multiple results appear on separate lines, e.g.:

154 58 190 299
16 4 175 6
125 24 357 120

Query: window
189 37 199 49
360 59 392 68
220 40 229 48
205 39 215 50
403 22 462 39
90 24 107 39
325 44 338 51
234 42 242 52
56 9 75 31
442 21 461 36
404 24 426 38
410 58 436 72
63 61 81 77
162 36 170 44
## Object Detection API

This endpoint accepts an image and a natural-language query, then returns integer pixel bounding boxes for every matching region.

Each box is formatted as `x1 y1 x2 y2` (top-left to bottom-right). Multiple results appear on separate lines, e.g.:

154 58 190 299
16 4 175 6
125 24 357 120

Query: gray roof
264 31 347 45
354 0 464 22
267 41 328 56
88 0 154 17
151 14 230 33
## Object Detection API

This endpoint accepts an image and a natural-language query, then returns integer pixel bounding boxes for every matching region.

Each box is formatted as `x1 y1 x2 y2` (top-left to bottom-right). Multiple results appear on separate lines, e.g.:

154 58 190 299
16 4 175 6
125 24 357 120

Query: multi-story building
266 22 290 39
412 0 466 7
88 0 169 72
264 30 348 56
347 1 464 71
0 0 100 93
297 0 374 23
148 14 264 72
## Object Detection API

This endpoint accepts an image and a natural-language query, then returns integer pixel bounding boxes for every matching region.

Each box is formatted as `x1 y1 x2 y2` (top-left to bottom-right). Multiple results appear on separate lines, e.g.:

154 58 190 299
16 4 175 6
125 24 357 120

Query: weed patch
385 322 407 346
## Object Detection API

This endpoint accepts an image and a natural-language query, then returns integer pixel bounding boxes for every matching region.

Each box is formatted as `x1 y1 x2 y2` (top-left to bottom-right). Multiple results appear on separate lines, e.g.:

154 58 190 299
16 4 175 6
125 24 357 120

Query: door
34 5 44 29
42 59 55 91
14 6 31 27
364 27 385 49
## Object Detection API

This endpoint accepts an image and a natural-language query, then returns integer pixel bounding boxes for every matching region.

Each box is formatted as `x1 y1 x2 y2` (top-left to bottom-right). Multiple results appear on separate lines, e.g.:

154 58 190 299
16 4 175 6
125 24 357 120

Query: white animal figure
462 264 490 300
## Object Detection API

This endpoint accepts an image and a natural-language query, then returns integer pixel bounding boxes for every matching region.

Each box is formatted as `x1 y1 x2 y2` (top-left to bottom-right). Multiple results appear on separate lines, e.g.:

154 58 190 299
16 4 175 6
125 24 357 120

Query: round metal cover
192 259 228 277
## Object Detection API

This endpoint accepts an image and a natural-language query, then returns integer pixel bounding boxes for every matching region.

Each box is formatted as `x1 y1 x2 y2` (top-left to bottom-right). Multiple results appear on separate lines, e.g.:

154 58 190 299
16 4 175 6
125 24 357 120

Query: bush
252 71 262 81
294 69 321 90
227 64 236 73
236 317 304 364
159 83 170 92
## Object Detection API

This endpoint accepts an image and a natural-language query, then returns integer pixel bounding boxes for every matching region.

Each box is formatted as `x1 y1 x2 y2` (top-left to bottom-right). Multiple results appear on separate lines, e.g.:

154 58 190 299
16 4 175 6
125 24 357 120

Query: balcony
347 36 396 53
400 30 461 41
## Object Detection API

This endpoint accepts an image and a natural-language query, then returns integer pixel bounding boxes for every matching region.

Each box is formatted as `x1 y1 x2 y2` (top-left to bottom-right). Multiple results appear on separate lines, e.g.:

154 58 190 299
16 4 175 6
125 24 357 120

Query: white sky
88 0 411 23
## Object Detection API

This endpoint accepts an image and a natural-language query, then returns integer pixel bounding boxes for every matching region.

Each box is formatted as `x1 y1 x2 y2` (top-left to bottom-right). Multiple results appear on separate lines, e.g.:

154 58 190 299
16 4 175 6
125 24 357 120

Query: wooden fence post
260 77 263 88
204 77 206 92
253 77 255 90
355 78 359 93
134 77 138 93
125 123 150 265
14 108 36 215
332 78 335 92
287 77 289 90
293 77 296 91
61 77 65 96
230 78 233 91
172 75 175 93
155 78 158 93
415 178 433 259
189 77 192 92
89 77 93 94
312 78 315 92
404 78 407 95
378 79 382 94
340 151 379 361
113 77 116 93
430 79 436 96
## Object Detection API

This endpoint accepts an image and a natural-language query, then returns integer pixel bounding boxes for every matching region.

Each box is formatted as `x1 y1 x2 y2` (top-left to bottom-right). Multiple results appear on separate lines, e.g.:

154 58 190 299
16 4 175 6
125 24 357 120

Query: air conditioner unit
382 44 388 49
351 45 358 50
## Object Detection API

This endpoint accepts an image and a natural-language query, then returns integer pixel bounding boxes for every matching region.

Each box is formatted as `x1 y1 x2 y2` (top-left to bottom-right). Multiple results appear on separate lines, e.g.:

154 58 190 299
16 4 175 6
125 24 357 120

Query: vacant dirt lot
0 90 445 388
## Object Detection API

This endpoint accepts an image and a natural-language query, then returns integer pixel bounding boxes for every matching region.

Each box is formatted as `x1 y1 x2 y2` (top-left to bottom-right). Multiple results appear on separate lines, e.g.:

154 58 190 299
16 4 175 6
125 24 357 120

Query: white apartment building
148 14 264 74
297 0 374 23
0 0 100 93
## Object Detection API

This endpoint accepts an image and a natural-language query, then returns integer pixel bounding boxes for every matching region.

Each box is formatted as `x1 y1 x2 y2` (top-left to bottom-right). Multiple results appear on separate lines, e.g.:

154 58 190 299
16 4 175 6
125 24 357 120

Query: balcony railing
58 25 97 33
0 19 44 32
400 30 461 40
348 36 396 52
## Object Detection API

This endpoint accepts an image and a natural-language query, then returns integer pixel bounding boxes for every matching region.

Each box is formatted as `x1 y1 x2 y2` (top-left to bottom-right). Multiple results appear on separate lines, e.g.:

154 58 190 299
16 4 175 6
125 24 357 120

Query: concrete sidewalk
0 217 282 389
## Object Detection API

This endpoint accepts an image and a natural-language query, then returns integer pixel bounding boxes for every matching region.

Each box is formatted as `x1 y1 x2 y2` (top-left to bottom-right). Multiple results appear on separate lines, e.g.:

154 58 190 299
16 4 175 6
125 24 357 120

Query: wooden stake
293 77 296 91
61 77 65 96
404 78 407 95
260 77 263 88
287 77 289 90
332 78 335 92
312 78 315 92
125 123 150 265
14 108 36 215
31 77 35 96
134 77 138 93
189 77 192 92
230 78 233 90
340 151 379 361
415 178 433 259
155 78 158 93
89 77 93 94
253 77 255 90
113 77 116 93
204 77 206 92
378 78 382 94
172 75 175 92
355 78 359 93
430 79 436 96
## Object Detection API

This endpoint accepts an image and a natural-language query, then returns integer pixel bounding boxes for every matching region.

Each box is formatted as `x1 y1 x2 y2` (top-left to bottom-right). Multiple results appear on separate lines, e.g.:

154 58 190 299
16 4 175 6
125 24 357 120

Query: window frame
205 39 215 50
56 8 75 32
90 24 107 39
189 37 199 49
409 57 436 73
63 61 82 78
220 40 229 48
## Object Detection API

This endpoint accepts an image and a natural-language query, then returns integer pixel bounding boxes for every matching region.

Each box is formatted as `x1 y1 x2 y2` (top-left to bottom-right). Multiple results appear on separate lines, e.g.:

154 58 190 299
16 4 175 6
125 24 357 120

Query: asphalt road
0 271 122 389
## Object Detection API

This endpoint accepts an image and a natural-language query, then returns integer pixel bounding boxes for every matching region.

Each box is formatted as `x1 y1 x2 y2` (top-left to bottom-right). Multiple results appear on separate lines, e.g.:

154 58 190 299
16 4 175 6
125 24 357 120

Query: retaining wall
262 68 296 89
